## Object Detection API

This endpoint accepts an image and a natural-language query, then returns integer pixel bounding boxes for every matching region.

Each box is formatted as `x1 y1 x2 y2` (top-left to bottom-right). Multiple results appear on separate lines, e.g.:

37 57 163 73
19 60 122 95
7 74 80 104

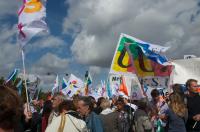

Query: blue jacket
85 111 103 132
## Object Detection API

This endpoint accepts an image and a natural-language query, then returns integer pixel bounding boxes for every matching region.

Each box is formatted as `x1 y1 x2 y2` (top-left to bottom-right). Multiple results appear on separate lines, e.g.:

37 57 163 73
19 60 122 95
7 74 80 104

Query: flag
119 76 129 96
84 71 92 96
16 79 23 95
100 80 106 97
62 74 84 97
18 0 48 48
61 77 68 89
27 76 40 100
106 79 112 98
122 34 172 77
52 75 59 95
6 69 20 83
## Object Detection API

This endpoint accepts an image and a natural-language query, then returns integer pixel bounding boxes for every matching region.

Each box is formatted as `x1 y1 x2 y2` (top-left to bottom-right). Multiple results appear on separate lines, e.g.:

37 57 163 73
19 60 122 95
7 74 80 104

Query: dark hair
79 96 94 111
151 89 160 98
186 79 198 88
58 100 75 113
97 97 105 107
0 85 22 130
116 97 125 105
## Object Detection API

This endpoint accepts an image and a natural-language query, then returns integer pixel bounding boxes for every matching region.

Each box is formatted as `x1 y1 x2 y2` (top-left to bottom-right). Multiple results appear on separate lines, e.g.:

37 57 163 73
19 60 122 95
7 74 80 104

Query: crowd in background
0 78 200 132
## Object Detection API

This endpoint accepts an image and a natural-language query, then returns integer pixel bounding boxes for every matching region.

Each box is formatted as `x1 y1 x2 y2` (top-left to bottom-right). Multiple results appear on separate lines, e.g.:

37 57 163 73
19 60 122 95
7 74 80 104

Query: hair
100 99 110 110
137 98 148 110
0 85 22 130
169 93 187 117
53 93 66 102
186 79 198 88
97 97 105 107
151 89 160 98
58 100 76 113
116 97 125 105
78 96 94 111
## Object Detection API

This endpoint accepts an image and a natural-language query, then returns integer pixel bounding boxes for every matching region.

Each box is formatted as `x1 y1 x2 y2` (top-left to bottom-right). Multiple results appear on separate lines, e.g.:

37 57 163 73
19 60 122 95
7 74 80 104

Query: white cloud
30 53 69 75
64 0 200 67
0 24 21 77
0 0 20 17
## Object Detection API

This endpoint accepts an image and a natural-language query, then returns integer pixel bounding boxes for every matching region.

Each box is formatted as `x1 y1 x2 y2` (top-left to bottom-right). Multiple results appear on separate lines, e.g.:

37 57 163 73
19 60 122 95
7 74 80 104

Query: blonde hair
169 93 187 117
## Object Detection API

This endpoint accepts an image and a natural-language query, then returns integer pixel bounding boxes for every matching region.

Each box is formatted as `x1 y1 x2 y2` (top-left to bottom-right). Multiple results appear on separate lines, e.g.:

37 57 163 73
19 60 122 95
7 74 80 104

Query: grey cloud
64 0 200 67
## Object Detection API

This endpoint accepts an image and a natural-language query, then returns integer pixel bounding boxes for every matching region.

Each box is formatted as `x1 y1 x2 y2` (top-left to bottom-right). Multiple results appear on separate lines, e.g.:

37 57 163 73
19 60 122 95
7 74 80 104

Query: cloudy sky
0 0 200 91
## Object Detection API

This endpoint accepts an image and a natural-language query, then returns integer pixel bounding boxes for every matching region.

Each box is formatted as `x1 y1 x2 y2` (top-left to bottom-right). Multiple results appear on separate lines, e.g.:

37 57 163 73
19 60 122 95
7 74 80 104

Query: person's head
137 98 148 110
52 93 65 109
100 99 110 110
58 100 75 114
0 85 22 131
186 79 198 94
122 95 129 104
116 97 125 111
88 96 97 108
151 89 160 102
169 93 187 117
97 97 105 107
77 96 93 116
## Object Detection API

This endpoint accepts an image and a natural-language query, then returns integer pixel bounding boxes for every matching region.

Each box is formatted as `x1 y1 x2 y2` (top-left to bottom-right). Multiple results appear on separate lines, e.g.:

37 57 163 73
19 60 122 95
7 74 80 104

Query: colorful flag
61 77 68 89
62 74 84 97
119 76 129 96
52 75 59 95
84 71 92 96
18 0 48 48
122 34 172 77
6 69 20 83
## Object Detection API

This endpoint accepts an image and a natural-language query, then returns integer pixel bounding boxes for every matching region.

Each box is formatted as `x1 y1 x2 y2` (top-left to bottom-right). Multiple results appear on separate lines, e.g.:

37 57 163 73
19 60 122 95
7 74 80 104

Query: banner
171 58 200 84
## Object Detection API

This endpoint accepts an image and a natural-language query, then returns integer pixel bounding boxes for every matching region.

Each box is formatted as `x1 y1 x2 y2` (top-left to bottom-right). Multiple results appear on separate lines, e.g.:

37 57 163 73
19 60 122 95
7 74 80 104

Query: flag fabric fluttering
84 71 92 96
61 74 84 97
6 68 20 84
16 79 23 95
52 75 59 96
119 76 129 96
106 79 112 98
18 0 48 48
27 76 40 100
122 34 172 77
61 77 68 89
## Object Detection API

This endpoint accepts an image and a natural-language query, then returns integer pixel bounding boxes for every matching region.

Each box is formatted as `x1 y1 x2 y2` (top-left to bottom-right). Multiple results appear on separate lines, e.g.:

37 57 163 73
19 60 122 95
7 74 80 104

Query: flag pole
21 49 30 111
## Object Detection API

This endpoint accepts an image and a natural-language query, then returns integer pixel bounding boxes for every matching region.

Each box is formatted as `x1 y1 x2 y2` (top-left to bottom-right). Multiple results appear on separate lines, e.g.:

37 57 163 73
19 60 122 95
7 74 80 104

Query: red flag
119 76 129 96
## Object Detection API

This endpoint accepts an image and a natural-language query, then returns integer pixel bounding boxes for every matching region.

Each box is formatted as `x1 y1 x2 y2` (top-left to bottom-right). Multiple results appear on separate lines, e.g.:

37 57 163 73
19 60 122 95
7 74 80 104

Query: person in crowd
93 97 105 114
149 89 168 131
111 95 118 111
99 99 120 132
172 84 186 103
77 96 103 132
134 98 152 132
47 93 65 125
185 79 200 131
46 100 86 132
166 93 187 132
41 93 53 132
122 95 137 114
116 97 131 132
0 85 22 132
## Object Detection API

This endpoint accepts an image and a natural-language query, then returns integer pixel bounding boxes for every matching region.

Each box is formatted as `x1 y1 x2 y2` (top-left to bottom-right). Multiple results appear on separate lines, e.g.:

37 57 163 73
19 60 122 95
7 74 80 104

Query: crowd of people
0 79 200 132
